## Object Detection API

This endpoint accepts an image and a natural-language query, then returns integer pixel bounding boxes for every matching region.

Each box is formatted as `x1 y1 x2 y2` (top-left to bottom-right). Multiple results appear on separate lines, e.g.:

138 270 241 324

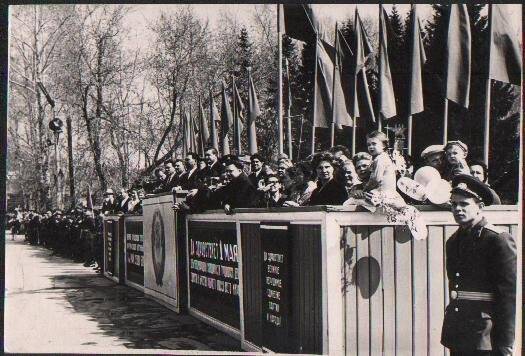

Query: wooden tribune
185 205 520 355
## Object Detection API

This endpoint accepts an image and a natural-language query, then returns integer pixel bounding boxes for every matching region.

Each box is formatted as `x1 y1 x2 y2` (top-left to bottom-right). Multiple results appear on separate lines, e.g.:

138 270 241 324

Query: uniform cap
104 188 114 196
451 174 494 206
421 145 444 159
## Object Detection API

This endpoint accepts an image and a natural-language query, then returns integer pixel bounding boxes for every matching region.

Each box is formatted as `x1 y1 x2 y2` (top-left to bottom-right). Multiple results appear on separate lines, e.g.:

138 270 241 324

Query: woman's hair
352 152 372 166
265 174 281 184
311 152 335 170
366 130 389 149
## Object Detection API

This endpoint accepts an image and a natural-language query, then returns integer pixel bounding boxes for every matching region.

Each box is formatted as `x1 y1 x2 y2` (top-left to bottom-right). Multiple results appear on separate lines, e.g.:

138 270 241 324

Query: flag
231 79 244 153
197 97 210 156
86 186 93 210
232 79 245 129
188 106 197 153
281 4 318 43
408 4 427 115
247 70 261 154
315 35 353 128
446 4 471 108
220 82 233 155
379 6 397 119
209 89 220 152
348 9 375 122
182 108 191 155
488 4 522 86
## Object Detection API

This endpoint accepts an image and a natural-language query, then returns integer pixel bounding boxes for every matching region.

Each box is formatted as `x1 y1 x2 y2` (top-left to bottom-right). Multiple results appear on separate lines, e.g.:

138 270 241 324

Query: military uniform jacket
441 217 516 351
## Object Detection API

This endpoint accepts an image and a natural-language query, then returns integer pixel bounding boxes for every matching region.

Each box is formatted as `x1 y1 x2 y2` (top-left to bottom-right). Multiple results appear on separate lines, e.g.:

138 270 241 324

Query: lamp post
49 115 64 209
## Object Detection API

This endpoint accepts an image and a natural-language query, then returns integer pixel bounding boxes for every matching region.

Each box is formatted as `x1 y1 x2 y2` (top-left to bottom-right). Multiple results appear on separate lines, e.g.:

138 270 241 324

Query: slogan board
125 219 144 286
188 221 240 330
104 220 116 276
260 223 291 353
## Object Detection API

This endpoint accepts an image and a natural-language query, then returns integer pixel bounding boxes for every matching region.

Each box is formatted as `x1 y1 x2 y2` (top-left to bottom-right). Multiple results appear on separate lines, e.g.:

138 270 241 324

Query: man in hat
101 189 117 215
441 174 516 356
421 144 445 174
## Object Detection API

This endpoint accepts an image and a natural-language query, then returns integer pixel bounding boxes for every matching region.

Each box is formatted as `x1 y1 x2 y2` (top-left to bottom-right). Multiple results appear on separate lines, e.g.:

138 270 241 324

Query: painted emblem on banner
151 209 165 286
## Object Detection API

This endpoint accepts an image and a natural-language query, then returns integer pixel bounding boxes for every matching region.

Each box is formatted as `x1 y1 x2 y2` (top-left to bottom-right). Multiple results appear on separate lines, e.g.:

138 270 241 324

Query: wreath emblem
151 209 165 286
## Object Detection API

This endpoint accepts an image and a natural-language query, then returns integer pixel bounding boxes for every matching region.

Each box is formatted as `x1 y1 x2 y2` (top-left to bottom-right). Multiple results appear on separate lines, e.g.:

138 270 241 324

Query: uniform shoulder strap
483 224 507 235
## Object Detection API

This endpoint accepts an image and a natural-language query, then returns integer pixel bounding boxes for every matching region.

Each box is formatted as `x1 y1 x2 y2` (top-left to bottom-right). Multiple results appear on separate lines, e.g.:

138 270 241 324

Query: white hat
104 188 114 195
420 145 444 159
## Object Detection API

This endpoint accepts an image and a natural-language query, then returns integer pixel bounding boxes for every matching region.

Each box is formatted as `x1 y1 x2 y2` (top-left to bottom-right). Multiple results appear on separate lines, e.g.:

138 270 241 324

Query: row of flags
181 4 521 162
181 69 261 157
280 4 522 159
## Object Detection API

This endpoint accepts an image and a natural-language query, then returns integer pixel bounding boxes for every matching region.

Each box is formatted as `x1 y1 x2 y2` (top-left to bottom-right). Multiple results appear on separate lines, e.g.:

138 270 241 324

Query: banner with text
188 220 240 330
104 220 117 276
125 219 144 286
260 223 291 353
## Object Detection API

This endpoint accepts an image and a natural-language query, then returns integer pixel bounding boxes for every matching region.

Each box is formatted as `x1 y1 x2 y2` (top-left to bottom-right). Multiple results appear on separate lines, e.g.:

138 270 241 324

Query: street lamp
49 116 64 209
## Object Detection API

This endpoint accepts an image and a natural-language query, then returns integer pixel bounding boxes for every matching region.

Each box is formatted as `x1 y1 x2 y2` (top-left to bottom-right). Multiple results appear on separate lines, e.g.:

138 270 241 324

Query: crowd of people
6 207 105 271
6 130 504 255
143 131 502 213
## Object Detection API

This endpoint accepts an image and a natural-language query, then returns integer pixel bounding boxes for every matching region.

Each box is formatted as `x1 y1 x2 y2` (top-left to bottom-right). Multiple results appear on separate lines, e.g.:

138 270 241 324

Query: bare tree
9 5 73 210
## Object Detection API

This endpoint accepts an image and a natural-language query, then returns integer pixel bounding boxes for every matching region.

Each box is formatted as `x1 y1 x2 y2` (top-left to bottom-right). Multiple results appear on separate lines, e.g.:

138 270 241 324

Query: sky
123 4 521 51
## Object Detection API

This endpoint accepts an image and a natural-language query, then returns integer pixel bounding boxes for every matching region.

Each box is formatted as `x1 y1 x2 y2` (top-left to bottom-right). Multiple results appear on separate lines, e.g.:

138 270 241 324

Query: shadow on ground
6 235 241 352
49 272 242 351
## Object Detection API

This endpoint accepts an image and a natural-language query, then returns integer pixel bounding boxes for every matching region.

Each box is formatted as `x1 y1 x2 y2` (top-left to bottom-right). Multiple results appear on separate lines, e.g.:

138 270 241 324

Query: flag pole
209 88 218 152
443 98 449 144
277 3 284 155
285 60 293 159
407 5 415 156
483 4 493 166
199 96 204 155
377 5 383 132
297 114 304 160
330 22 339 147
352 73 358 156
311 32 319 155
442 6 450 145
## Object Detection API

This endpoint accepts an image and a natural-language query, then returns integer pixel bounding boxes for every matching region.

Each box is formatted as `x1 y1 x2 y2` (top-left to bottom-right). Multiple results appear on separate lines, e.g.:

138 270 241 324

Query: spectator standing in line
117 188 131 213
469 160 502 205
257 174 287 208
352 152 373 186
283 161 317 207
306 152 348 206
212 160 257 213
101 189 117 215
420 144 445 175
180 152 200 190
202 148 222 180
248 153 267 188
152 167 168 193
162 160 178 191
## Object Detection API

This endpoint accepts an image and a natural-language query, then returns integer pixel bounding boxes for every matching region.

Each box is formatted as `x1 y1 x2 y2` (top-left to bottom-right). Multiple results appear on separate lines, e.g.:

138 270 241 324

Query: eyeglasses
267 180 279 184
343 171 354 175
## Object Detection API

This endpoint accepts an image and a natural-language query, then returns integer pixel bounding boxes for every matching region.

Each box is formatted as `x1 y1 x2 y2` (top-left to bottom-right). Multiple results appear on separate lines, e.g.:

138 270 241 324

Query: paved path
4 233 243 354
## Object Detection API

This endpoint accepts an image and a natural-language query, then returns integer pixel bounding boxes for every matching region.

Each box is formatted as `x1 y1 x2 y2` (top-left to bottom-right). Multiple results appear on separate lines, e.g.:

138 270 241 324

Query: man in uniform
441 174 516 356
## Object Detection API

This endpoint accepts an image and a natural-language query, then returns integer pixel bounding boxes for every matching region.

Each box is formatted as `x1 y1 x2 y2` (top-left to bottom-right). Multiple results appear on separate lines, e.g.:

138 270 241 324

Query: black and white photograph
1 2 522 355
